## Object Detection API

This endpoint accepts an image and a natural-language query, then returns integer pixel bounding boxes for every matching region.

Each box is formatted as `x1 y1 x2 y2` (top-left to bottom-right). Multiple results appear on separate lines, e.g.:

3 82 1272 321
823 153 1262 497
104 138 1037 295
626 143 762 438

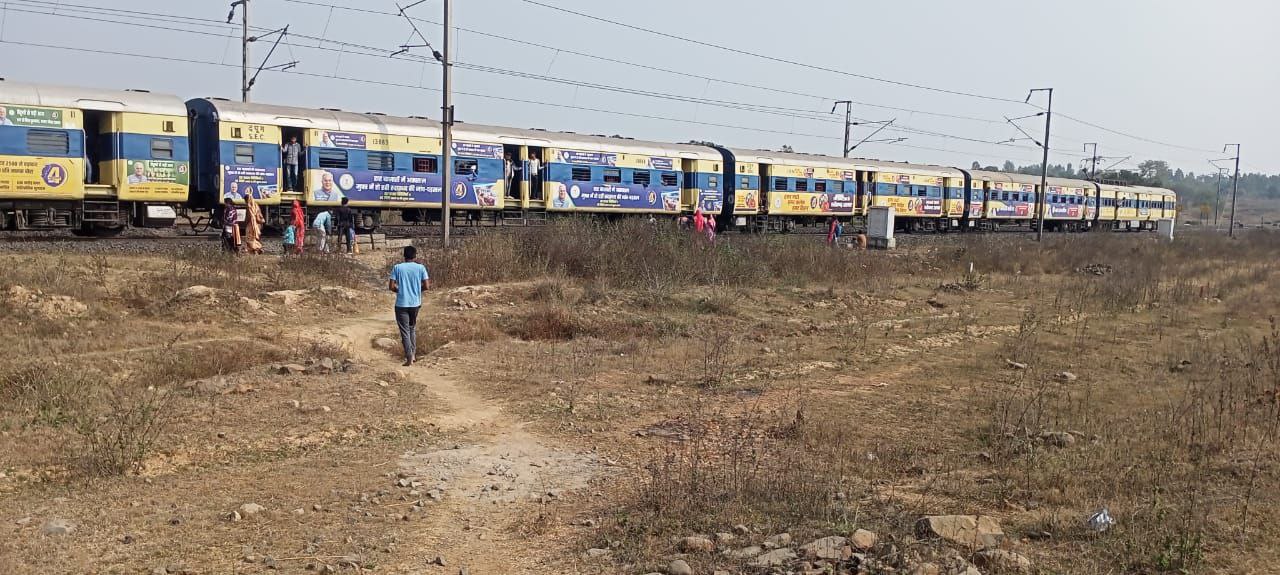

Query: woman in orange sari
291 200 306 254
243 190 265 254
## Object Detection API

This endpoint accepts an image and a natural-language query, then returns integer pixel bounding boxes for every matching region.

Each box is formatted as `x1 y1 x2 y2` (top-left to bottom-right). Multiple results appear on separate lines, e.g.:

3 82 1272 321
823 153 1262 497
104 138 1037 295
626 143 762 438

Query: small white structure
1157 218 1175 240
868 206 896 249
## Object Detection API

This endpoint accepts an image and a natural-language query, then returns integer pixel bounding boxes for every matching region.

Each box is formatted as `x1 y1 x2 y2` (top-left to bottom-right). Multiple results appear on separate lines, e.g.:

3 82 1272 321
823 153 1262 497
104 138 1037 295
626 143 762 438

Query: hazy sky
2 0 1275 174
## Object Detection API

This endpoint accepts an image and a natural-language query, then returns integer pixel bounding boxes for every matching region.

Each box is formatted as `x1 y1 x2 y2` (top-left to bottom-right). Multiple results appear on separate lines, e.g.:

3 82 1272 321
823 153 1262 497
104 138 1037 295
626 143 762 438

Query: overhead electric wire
0 37 1053 168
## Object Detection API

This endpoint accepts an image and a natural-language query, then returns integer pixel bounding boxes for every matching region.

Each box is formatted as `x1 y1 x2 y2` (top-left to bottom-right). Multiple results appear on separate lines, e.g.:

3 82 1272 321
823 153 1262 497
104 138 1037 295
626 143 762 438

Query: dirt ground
2 227 1279 575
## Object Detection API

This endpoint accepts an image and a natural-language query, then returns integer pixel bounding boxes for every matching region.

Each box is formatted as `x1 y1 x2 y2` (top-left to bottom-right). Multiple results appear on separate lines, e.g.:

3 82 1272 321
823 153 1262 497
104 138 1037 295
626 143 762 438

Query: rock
1005 359 1028 370
287 399 301 409
725 545 763 560
750 548 797 568
800 536 846 560
667 559 694 575
265 289 309 307
679 536 715 553
714 532 735 545
1040 431 1077 448
41 518 75 536
432 556 447 567
850 528 877 550
374 337 398 351
305 357 337 375
226 511 241 522
974 549 1032 573
915 515 1005 550
276 364 306 375
585 548 611 558
1056 371 1078 382
732 524 750 535
909 563 941 575
170 285 219 304
238 503 265 518
763 533 791 549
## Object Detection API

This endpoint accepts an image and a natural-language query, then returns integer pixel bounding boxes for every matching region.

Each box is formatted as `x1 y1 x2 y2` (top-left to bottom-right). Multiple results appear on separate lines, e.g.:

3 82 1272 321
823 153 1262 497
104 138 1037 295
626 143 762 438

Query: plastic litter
1086 507 1114 532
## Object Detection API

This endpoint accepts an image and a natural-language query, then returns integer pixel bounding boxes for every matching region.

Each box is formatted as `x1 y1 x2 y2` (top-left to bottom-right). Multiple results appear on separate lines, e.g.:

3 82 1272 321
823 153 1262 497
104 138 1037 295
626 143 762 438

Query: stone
732 524 750 535
915 515 1005 550
725 545 763 560
41 518 75 536
288 399 301 409
974 549 1032 573
714 532 735 545
800 536 846 560
763 532 791 549
238 503 265 518
432 556 447 567
850 528 877 550
1040 431 1077 448
227 511 242 522
750 548 797 568
1056 371 1078 382
276 364 306 375
667 559 694 575
585 548 611 558
1005 359 1028 370
679 536 715 553
265 289 309 307
374 337 398 351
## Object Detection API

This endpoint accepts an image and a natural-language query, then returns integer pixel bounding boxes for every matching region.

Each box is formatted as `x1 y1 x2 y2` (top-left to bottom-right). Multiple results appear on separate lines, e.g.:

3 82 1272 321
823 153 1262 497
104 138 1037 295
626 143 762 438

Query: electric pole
1027 88 1053 242
441 0 453 248
832 100 852 158
1084 143 1099 181
228 0 250 102
1214 166 1226 229
1225 144 1241 238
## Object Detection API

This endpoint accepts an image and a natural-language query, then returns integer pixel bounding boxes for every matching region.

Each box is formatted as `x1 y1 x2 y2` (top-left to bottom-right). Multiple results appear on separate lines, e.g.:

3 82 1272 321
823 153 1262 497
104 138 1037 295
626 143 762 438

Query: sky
1 0 1276 174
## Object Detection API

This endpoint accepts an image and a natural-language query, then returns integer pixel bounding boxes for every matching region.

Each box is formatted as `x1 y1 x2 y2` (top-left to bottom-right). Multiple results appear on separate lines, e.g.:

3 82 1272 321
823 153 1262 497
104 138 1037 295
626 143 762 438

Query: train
0 79 1176 235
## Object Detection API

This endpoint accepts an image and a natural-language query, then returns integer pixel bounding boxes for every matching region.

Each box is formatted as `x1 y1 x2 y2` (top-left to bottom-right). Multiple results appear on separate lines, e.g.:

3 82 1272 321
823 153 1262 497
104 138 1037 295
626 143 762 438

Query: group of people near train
221 194 358 255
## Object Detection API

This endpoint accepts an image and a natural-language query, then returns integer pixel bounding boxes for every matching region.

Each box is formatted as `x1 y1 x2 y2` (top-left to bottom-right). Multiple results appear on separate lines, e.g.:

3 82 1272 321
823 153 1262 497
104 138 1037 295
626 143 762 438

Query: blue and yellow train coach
0 80 187 232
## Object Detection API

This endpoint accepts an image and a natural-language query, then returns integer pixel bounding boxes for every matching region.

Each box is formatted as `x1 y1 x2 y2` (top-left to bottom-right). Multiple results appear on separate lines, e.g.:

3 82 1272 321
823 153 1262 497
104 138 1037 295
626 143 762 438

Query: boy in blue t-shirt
282 224 297 255
388 245 431 366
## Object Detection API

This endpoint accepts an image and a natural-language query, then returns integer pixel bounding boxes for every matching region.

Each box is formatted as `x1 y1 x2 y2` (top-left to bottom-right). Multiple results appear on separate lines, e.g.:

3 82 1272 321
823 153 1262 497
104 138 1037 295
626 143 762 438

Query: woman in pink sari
291 200 306 254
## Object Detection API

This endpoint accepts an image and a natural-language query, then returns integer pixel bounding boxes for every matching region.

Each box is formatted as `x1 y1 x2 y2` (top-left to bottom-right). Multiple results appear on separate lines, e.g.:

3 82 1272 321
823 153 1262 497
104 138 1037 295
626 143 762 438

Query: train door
527 145 546 203
280 127 305 199
501 144 521 203
82 110 106 186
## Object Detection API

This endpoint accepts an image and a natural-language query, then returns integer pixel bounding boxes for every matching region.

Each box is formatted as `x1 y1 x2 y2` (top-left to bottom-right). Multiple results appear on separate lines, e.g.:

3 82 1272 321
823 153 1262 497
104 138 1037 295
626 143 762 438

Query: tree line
973 159 1280 214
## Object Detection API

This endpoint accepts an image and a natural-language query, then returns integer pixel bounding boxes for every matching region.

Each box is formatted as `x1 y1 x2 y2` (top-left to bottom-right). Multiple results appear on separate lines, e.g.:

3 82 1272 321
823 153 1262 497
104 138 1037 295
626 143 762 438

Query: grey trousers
395 306 420 362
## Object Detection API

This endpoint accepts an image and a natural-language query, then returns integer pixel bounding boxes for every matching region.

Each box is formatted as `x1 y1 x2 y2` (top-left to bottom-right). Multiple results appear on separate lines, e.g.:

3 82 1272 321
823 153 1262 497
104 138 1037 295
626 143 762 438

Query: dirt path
332 314 603 574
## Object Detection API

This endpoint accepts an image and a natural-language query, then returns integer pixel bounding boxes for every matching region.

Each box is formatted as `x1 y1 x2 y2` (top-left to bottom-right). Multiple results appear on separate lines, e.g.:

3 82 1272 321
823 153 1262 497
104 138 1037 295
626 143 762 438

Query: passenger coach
0 80 187 232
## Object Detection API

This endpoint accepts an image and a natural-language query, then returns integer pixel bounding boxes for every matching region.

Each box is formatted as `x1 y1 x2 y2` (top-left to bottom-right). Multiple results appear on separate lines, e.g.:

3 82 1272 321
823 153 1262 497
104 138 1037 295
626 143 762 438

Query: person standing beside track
312 208 332 253
335 197 356 254
222 196 240 253
388 245 430 367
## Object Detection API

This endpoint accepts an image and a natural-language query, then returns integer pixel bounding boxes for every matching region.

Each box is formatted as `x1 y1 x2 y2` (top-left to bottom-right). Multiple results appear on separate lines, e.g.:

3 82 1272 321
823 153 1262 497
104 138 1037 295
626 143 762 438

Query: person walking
221 196 240 253
291 200 306 254
243 192 265 254
335 197 356 254
281 136 302 192
705 213 717 243
312 208 332 253
388 245 430 366
827 217 838 246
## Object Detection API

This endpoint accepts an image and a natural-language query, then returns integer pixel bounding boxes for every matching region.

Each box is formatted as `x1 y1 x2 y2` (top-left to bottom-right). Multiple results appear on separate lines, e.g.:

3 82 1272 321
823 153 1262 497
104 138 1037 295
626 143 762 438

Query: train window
814 181 826 192
150 138 174 160
603 168 621 183
633 170 651 186
796 179 808 192
412 156 438 173
367 151 395 172
162 120 176 133
660 172 678 187
740 177 749 188
317 148 347 169
234 143 255 165
26 129 69 155
571 166 591 181
453 158 478 176
708 175 718 189
916 187 927 197
231 127 243 139
773 177 787 191
830 181 843 194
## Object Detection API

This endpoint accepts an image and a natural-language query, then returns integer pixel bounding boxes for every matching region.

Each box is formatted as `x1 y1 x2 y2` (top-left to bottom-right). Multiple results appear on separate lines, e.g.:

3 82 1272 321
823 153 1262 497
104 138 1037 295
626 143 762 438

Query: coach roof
0 79 187 116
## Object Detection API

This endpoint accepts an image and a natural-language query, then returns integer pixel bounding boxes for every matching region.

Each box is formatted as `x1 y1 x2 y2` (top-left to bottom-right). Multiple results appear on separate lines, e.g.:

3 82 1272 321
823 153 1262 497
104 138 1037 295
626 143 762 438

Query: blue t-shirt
390 261 429 308
283 225 297 244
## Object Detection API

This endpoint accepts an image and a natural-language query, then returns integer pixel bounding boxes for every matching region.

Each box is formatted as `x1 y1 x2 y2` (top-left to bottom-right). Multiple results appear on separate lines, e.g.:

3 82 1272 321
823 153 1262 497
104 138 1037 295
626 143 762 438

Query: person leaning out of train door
281 136 302 192
503 152 517 199
527 152 542 199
